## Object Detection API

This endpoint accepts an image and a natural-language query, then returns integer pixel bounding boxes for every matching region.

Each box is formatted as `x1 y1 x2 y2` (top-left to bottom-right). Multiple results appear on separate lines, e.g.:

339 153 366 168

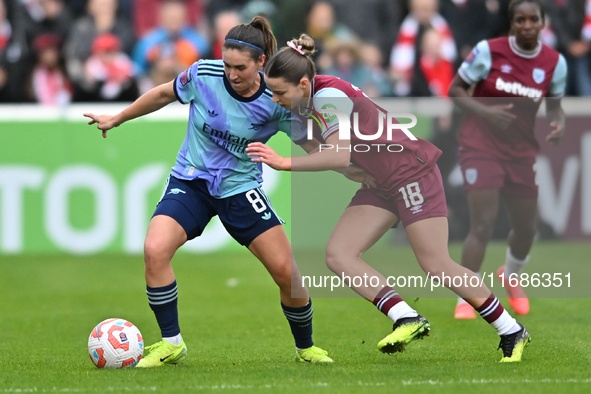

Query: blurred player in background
448 0 566 319
247 34 531 362
84 16 333 367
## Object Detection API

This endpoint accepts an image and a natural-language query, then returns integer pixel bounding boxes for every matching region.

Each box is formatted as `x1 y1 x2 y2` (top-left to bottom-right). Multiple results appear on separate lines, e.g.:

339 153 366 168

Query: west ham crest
465 168 478 185
532 68 545 84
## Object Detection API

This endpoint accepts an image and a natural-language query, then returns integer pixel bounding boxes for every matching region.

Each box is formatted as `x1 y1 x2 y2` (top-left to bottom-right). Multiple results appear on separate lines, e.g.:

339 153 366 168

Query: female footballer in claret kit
247 33 531 362
448 0 566 319
84 17 333 367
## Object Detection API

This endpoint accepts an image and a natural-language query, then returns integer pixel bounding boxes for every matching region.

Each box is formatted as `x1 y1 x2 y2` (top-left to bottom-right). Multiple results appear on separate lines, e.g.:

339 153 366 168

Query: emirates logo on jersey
495 77 543 101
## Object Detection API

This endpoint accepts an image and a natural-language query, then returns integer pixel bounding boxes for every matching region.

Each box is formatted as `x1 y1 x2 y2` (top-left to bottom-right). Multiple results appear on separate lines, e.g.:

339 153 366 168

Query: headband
225 38 264 52
287 41 305 55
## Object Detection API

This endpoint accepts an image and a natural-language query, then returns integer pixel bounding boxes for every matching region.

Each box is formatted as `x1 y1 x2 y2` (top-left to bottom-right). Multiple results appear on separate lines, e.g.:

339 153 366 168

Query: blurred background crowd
1 0 591 105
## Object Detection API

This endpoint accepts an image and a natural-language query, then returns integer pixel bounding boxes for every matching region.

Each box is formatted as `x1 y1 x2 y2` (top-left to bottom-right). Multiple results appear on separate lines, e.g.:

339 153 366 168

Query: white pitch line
401 378 591 386
3 379 591 392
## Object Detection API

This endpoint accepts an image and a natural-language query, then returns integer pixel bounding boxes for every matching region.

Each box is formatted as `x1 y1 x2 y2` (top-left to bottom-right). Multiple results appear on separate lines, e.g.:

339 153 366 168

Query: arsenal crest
465 168 478 185
532 68 545 84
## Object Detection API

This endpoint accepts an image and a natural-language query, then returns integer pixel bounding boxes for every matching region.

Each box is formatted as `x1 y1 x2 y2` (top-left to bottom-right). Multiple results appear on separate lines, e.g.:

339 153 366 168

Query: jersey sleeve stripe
199 66 224 73
457 67 475 85
321 125 340 140
172 76 186 104
198 72 224 78
199 60 223 68
198 69 224 75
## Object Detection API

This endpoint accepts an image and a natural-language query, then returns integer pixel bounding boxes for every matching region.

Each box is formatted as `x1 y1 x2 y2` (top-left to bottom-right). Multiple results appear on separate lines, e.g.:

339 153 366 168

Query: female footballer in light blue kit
84 17 333 367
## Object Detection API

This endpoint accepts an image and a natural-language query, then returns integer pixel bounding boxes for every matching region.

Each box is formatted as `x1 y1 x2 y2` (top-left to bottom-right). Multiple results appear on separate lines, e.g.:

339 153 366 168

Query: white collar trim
509 36 541 59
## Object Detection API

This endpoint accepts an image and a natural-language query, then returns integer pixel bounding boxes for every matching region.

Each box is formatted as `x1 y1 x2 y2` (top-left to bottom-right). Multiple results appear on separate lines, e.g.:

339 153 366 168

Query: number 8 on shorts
246 189 267 213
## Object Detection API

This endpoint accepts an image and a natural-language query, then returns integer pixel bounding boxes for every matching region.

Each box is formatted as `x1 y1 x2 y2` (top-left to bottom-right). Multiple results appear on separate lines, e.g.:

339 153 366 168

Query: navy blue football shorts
153 175 284 247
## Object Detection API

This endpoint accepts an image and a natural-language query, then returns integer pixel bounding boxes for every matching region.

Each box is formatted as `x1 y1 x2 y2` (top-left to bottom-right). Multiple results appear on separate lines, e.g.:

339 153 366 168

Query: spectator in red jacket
389 0 456 96
29 33 72 105
82 33 138 101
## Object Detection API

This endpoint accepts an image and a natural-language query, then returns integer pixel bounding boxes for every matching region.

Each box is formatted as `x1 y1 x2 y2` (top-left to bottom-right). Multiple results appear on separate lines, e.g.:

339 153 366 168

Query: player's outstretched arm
84 81 177 138
247 133 350 172
299 139 320 154
295 138 375 185
545 97 565 145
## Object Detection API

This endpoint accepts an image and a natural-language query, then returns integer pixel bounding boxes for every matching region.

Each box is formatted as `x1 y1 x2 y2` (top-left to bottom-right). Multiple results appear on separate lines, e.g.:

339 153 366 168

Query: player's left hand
546 121 564 145
246 142 291 171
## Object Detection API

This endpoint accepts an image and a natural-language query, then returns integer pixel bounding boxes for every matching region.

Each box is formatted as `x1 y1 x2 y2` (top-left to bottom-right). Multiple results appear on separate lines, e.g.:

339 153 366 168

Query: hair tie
225 38 264 52
287 41 305 55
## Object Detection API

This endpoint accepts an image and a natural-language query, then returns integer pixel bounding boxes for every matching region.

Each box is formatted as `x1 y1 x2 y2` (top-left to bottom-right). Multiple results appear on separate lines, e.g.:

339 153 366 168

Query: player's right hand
340 165 377 188
83 113 119 138
483 103 516 130
246 142 291 171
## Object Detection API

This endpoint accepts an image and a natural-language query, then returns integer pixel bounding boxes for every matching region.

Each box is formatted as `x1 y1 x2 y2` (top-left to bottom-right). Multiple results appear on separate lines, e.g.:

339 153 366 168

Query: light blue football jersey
172 59 305 198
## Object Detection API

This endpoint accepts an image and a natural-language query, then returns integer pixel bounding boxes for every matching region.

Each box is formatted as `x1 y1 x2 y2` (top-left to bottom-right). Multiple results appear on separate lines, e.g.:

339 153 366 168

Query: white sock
163 333 183 345
491 310 520 336
387 301 418 322
505 248 529 278
457 272 480 305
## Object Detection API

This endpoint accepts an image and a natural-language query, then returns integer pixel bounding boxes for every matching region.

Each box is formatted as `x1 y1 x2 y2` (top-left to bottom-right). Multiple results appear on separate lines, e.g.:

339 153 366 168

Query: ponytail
224 16 277 65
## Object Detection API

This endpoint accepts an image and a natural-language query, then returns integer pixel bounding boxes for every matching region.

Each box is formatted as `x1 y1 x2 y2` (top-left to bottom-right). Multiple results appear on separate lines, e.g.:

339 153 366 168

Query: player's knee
269 260 293 290
325 256 338 273
144 238 172 268
274 271 292 292
470 218 496 241
418 261 444 279
325 245 344 273
416 255 455 279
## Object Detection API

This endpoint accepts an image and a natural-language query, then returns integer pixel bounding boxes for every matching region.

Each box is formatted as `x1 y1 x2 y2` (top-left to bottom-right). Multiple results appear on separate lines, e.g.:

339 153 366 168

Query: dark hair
508 0 545 22
223 16 276 65
264 34 316 85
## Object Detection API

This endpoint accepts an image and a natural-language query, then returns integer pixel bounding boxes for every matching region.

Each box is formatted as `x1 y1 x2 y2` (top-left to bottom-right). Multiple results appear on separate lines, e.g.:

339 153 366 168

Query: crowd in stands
1 0 591 105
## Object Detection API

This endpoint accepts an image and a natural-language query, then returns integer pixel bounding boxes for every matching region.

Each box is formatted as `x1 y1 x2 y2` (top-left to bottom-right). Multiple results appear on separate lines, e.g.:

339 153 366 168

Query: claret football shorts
348 166 448 228
459 155 538 199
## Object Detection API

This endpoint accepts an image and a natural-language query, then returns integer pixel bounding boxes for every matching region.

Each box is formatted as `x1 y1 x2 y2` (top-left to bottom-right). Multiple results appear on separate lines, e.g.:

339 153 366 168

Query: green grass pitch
1 241 590 393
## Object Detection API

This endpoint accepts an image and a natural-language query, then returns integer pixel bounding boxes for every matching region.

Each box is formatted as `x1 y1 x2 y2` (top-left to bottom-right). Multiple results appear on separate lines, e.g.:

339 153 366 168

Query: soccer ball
88 318 144 368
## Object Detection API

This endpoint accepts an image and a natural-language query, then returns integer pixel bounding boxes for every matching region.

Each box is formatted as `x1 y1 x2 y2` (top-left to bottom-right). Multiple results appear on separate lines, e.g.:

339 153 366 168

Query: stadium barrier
0 102 287 254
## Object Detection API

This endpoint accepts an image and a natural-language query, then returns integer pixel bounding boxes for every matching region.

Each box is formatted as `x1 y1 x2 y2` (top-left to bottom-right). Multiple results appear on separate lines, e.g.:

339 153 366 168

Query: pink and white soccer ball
88 318 144 368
